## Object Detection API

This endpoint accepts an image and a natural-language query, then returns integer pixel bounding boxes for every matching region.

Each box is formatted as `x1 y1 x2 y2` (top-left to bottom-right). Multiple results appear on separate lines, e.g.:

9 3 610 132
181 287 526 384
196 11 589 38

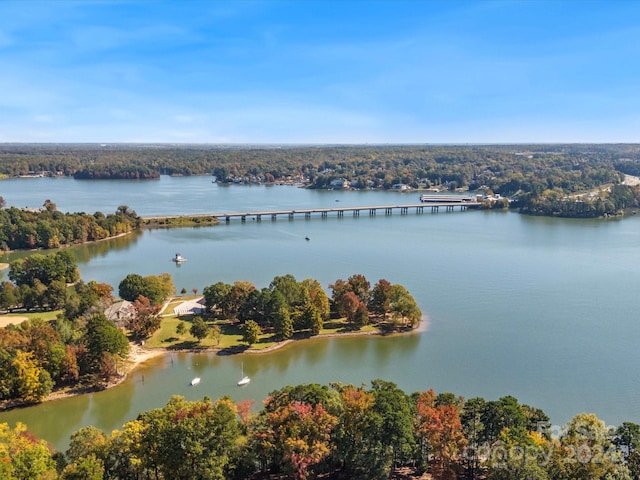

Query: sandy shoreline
1 317 426 409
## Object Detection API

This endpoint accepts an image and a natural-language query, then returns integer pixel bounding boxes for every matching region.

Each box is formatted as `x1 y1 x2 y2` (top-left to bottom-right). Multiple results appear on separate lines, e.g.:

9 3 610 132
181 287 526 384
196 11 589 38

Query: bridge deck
142 202 480 222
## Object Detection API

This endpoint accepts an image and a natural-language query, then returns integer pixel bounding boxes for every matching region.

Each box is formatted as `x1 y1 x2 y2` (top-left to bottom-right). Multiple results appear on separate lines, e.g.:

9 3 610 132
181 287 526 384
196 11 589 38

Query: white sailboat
237 363 250 386
190 377 201 386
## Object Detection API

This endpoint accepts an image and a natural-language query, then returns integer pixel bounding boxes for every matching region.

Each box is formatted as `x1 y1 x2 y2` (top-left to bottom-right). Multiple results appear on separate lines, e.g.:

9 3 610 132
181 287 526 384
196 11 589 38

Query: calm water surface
0 176 638 451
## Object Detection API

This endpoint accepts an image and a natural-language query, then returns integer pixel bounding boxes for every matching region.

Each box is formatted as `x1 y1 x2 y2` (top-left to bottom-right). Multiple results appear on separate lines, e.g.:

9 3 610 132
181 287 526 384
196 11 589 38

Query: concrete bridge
142 201 480 223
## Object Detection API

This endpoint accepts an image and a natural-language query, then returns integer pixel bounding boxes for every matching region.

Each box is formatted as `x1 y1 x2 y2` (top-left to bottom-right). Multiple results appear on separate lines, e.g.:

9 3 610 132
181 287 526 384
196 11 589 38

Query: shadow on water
71 232 142 263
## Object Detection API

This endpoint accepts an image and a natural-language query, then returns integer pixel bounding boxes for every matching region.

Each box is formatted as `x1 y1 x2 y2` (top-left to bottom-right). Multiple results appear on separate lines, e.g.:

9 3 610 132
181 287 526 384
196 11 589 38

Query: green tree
176 321 186 335
551 413 628 480
210 324 222 346
243 320 261 346
272 293 293 340
270 274 306 308
226 280 256 319
238 288 273 327
84 313 129 372
389 284 422 327
302 304 323 335
370 379 417 471
137 395 241 480
65 425 108 466
301 278 330 321
118 274 146 302
0 422 58 480
62 453 105 480
190 316 209 342
0 281 18 311
46 278 68 310
353 303 369 328
203 281 233 317
144 272 175 305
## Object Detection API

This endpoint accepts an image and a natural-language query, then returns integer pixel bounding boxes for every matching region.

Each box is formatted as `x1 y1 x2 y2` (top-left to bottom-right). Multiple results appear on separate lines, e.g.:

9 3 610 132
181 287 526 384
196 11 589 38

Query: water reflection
89 379 135 427
0 391 91 450
71 232 141 263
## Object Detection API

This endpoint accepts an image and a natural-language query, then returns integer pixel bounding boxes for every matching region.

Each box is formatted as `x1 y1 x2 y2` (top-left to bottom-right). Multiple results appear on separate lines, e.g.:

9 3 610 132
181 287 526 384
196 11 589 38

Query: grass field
145 310 380 352
0 309 63 327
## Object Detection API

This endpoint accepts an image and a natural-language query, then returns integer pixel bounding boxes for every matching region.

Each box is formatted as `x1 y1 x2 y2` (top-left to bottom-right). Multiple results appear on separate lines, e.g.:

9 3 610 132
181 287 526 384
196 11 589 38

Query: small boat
190 377 201 386
305 236 310 241
237 363 250 386
172 253 187 263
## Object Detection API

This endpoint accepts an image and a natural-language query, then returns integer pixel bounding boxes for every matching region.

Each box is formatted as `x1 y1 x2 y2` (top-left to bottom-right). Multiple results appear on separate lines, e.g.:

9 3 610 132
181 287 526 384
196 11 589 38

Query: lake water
0 176 639 451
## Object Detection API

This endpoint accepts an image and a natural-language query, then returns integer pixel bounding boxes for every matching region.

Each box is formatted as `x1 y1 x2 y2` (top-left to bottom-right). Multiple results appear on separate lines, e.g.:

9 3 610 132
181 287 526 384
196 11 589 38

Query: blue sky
1 0 639 144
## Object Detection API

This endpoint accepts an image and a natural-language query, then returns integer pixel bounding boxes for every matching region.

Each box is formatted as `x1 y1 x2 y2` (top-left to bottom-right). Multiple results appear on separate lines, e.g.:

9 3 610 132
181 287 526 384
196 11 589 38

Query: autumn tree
415 389 467 479
300 278 330 321
127 295 161 340
12 350 53 402
369 278 392 316
254 388 339 479
340 291 362 323
347 273 371 304
0 422 58 479
332 383 387 478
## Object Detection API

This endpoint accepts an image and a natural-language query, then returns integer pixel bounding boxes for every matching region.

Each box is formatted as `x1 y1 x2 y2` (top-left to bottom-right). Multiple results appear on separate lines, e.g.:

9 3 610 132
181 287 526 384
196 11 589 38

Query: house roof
104 300 135 321
174 297 206 316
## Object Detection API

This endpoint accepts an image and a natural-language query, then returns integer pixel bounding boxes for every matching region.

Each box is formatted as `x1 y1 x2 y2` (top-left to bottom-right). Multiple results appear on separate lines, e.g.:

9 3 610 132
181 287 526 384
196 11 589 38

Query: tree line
0 251 177 404
2 381 639 480
0 251 132 403
2 143 640 217
0 200 140 251
197 273 421 344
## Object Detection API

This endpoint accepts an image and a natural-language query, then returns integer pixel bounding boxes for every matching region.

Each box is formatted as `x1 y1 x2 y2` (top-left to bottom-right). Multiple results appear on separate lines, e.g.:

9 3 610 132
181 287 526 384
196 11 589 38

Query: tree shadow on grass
217 345 249 356
167 340 203 350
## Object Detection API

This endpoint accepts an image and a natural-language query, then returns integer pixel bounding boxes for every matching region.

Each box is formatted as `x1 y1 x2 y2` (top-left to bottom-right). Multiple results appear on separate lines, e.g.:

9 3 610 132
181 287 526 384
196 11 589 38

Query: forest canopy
2 143 639 218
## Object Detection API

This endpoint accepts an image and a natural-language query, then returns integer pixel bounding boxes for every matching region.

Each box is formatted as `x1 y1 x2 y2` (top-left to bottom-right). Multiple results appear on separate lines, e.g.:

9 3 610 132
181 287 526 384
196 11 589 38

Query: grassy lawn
145 312 386 352
145 315 281 351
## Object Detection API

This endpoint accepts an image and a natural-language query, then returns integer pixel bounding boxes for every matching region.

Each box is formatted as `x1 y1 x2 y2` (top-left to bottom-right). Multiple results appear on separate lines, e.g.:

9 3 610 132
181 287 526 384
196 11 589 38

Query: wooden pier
142 201 480 224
